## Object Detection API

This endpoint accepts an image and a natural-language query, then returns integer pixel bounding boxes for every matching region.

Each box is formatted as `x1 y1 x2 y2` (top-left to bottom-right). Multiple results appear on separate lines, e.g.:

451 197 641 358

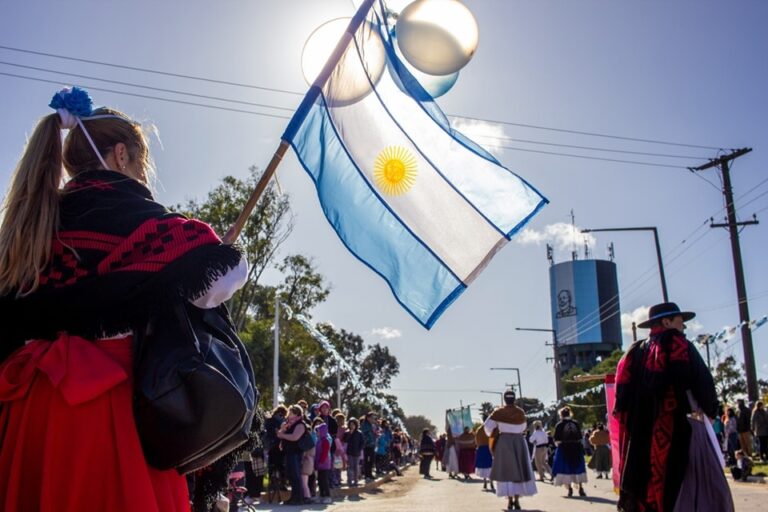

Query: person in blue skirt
474 415 495 491
552 406 587 497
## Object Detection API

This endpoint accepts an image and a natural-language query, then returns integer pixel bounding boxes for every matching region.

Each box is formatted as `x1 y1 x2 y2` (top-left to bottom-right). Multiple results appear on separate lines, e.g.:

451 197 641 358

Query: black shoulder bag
133 301 258 473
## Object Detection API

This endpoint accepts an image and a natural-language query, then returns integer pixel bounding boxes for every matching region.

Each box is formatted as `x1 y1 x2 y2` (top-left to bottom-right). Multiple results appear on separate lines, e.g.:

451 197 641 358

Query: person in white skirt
484 390 537 510
474 415 495 491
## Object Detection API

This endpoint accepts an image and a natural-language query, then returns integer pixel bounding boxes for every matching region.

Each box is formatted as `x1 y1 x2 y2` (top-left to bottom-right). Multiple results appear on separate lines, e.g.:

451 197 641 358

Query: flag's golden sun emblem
373 146 418 195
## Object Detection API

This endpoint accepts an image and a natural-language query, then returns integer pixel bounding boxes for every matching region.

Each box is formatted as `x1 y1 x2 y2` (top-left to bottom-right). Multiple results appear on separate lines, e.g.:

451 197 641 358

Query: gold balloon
395 0 479 75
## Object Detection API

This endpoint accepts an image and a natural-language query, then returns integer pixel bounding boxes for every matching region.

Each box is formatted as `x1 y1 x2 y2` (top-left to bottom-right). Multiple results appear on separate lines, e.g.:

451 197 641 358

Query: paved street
249 465 766 512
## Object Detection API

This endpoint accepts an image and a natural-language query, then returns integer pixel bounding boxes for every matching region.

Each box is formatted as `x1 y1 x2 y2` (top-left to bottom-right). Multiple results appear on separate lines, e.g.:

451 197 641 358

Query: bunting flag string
694 313 768 345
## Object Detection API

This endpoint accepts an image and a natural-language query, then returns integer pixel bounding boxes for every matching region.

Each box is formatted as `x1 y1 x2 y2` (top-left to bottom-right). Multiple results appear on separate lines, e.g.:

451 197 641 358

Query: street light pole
480 390 503 406
581 226 668 302
515 327 563 401
273 300 280 408
489 367 523 399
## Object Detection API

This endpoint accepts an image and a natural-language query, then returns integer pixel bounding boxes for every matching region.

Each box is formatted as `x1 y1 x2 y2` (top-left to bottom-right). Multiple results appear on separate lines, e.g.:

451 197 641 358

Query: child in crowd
333 413 347 488
344 418 365 487
731 450 753 482
315 423 333 504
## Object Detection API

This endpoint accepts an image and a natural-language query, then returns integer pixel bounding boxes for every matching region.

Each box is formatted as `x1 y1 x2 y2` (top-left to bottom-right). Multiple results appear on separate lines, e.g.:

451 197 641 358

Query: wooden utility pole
691 148 759 401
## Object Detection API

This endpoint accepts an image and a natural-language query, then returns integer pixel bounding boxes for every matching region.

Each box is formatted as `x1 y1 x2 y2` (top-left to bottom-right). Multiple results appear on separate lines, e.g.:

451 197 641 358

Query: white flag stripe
375 56 542 234
326 84 503 282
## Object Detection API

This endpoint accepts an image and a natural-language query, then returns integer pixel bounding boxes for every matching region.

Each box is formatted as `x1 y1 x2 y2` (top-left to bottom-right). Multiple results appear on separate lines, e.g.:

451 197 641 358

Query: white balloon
301 18 387 106
390 30 459 98
395 0 479 75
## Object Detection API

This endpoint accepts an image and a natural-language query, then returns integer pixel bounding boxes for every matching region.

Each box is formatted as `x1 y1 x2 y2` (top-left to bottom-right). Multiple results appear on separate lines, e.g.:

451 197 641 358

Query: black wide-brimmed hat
637 302 696 329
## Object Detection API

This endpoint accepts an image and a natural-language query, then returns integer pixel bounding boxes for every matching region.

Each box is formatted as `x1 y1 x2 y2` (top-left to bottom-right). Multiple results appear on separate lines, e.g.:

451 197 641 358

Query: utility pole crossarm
711 218 759 229
689 147 752 172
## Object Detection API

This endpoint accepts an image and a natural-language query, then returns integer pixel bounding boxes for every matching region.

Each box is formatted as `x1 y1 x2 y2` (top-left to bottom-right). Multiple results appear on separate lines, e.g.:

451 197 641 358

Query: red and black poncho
614 327 718 512
0 169 242 362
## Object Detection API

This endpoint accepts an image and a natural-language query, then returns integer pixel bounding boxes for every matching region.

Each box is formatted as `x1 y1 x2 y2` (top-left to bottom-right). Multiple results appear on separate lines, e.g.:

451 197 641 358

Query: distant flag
282 0 547 327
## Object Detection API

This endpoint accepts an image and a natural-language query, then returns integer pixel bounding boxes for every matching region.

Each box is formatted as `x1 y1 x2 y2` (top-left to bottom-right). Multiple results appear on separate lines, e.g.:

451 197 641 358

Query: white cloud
621 307 704 336
516 222 597 252
451 118 507 158
621 305 649 336
420 364 464 371
686 320 704 334
371 327 402 340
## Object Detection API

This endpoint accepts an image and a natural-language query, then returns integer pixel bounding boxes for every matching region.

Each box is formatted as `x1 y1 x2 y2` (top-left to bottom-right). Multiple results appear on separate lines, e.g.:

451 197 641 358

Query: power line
0 72 292 120
0 61 296 112
556 226 721 342
481 142 687 169
469 132 707 159
449 114 723 151
1 63 714 173
560 178 765 342
0 44 305 96
1 44 726 152
735 187 768 212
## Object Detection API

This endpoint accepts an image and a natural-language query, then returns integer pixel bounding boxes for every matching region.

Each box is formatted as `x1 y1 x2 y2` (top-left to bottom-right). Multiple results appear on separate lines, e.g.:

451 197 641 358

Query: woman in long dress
475 417 495 491
551 406 588 497
456 427 477 480
484 390 537 510
587 423 612 479
443 431 460 478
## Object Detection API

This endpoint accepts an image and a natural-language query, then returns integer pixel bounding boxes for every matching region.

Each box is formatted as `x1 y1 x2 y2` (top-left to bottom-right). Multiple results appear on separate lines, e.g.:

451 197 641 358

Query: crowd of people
219 400 415 507
414 403 613 509
714 398 768 481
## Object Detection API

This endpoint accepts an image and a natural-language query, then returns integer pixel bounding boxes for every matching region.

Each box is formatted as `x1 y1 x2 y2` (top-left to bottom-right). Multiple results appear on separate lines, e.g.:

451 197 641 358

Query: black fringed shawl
0 169 242 363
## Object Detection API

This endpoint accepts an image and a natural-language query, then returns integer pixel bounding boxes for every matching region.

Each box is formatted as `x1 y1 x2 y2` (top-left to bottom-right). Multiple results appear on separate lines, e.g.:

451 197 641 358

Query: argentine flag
283 0 547 328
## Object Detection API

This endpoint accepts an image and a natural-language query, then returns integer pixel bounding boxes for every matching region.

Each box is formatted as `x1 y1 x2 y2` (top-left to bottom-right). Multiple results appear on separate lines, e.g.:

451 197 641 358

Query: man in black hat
613 302 722 512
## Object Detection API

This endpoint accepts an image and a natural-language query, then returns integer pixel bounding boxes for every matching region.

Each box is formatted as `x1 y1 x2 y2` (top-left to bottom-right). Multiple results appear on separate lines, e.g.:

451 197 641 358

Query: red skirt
0 333 190 511
459 447 476 475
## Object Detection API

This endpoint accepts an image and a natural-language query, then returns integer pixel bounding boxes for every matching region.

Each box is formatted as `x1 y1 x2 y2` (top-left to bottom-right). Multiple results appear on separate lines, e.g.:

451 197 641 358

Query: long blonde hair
0 108 150 296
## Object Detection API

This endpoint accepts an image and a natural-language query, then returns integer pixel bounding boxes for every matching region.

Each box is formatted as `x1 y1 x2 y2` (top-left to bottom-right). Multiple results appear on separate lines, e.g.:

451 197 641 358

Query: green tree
178 166 293 328
479 401 495 418
557 349 625 427
305 324 402 418
404 415 437 436
518 397 544 415
277 254 330 317
713 355 747 405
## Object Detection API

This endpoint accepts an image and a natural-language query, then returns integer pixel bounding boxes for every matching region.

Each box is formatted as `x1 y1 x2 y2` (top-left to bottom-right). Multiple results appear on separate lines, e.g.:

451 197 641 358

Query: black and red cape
0 169 242 362
614 327 718 512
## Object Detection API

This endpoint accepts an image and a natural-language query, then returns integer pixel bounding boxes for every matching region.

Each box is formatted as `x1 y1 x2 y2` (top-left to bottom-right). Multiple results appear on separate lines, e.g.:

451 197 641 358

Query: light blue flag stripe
289 97 466 328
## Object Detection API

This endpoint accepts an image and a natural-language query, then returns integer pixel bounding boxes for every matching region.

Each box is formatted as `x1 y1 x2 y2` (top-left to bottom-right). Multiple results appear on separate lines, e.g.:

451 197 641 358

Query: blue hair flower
48 86 94 117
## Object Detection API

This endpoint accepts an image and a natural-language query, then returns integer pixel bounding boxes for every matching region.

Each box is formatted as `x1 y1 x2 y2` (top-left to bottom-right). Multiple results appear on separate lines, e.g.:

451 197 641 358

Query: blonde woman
0 88 247 511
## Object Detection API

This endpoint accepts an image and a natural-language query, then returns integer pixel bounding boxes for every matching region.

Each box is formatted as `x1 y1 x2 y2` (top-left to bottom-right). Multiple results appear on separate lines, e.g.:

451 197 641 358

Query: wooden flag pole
222 0 376 244
223 140 290 245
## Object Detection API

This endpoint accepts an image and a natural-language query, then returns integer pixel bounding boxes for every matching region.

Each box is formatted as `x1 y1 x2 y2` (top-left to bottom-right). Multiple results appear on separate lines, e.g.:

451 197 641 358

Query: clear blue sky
1 1 766 429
